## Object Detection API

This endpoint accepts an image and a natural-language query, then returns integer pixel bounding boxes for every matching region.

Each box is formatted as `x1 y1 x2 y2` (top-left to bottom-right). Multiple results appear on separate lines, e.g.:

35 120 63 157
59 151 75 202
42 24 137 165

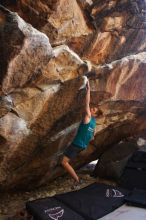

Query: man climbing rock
61 76 99 183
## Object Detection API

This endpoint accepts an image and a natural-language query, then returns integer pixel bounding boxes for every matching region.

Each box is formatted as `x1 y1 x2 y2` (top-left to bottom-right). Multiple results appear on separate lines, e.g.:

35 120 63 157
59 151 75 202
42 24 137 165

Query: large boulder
93 141 138 180
0 1 146 190
0 6 88 190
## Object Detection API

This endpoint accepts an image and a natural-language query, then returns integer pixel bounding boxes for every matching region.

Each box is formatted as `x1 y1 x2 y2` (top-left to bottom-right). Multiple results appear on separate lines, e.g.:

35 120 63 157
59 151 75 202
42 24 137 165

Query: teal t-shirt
72 117 96 149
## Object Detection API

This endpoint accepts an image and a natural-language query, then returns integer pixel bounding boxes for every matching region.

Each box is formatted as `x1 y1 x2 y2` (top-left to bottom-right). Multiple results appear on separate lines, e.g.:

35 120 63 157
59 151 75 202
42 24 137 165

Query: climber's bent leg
61 156 79 182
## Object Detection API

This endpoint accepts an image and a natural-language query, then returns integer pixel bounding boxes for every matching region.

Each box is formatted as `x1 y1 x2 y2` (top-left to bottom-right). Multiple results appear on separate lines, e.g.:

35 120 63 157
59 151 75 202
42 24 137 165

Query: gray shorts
64 144 83 159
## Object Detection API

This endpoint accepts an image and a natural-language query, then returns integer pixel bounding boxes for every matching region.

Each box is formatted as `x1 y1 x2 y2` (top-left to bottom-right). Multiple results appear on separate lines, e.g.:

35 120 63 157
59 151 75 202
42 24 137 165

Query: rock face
0 1 146 190
0 5 87 190
0 0 91 48
3 0 145 63
82 0 146 64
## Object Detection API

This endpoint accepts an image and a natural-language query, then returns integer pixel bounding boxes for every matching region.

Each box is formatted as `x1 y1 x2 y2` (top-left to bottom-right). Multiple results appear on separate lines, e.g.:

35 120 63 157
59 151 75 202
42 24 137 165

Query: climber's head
90 105 102 117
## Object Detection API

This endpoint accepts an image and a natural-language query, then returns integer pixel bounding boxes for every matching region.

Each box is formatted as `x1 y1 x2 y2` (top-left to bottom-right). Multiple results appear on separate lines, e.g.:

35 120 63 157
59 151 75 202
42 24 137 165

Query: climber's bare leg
61 156 79 182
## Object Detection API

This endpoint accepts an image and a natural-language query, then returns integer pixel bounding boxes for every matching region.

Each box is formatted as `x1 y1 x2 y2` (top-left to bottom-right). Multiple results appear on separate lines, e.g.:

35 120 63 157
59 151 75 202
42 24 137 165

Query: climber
61 77 99 183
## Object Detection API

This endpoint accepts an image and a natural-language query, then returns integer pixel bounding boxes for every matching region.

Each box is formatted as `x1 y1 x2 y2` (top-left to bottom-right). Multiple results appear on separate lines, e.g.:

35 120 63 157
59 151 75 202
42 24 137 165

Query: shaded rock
82 0 146 64
93 141 138 180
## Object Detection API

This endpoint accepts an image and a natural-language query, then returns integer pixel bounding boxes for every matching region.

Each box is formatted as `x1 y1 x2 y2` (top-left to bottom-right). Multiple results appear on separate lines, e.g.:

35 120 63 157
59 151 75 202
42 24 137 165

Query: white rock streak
50 122 79 142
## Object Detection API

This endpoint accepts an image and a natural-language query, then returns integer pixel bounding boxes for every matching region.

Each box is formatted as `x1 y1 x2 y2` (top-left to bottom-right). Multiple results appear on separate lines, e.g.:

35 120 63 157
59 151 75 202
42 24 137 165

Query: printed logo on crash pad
44 207 64 220
106 189 124 198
